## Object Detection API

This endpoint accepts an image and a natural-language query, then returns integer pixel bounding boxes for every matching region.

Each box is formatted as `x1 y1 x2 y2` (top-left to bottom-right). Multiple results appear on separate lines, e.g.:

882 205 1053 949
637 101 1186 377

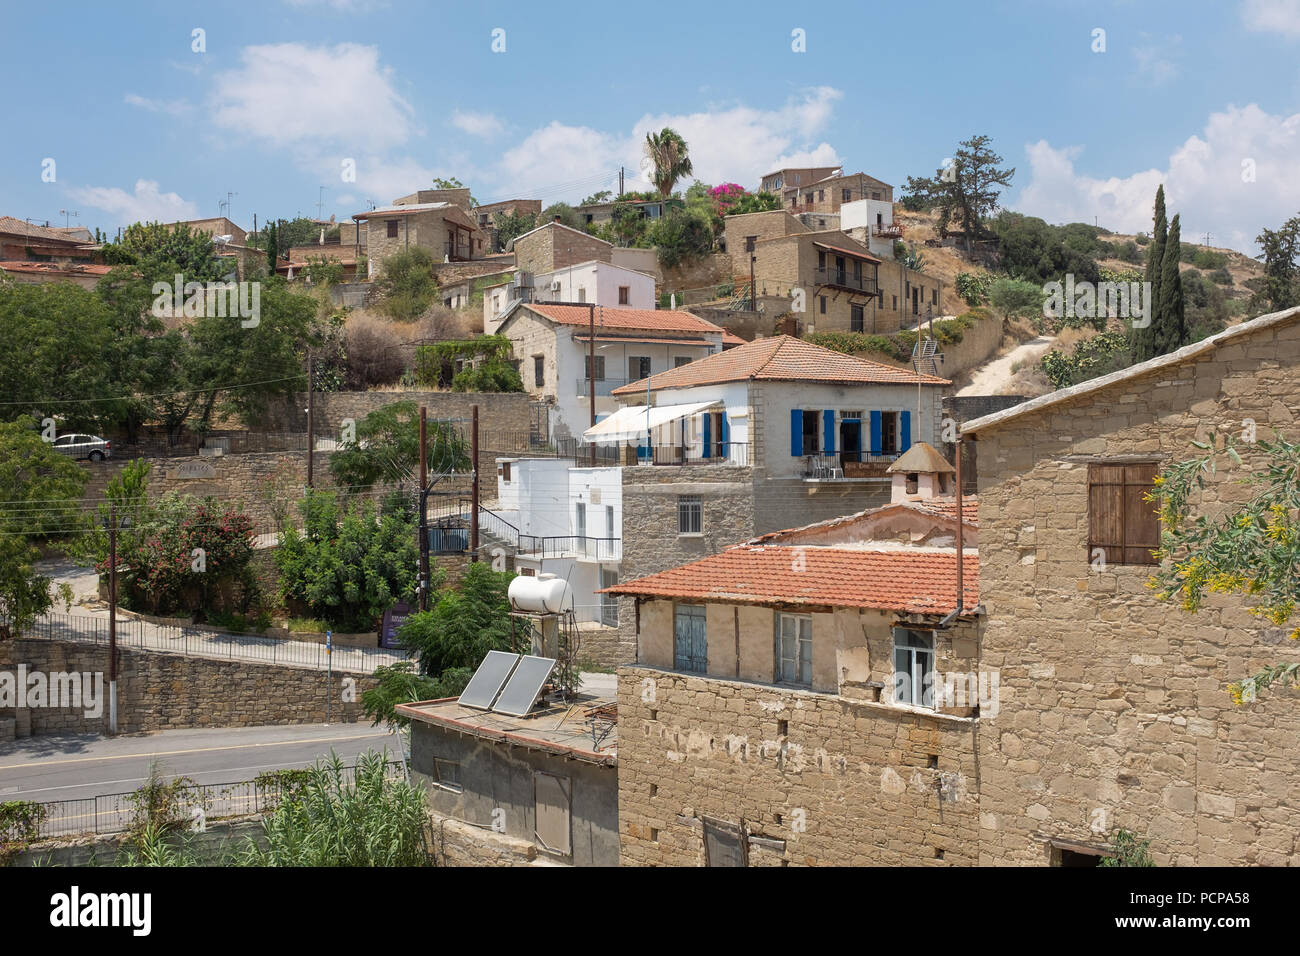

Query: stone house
723 211 944 334
0 215 101 268
494 302 727 441
473 198 542 252
962 305 1300 866
574 197 683 227
604 457 982 865
352 200 484 274
759 166 841 196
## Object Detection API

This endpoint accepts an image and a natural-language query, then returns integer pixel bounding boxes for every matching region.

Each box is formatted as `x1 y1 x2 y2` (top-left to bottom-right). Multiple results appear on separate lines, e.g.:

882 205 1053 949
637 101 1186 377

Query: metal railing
13 611 409 674
518 535 621 562
815 267 878 296
647 442 750 467
576 377 631 398
28 762 401 841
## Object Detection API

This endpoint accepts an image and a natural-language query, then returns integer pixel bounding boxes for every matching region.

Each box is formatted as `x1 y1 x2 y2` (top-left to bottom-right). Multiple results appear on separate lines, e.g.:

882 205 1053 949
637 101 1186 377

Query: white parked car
51 433 112 461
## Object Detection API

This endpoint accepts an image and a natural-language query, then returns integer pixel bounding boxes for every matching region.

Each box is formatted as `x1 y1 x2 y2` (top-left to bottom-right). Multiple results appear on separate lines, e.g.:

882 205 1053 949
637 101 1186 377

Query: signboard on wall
380 600 411 649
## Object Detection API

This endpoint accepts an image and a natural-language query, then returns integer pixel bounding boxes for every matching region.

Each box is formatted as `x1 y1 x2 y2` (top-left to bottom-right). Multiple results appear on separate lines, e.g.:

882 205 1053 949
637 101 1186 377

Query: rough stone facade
513 222 612 276
617 666 980 866
969 310 1300 865
0 637 377 735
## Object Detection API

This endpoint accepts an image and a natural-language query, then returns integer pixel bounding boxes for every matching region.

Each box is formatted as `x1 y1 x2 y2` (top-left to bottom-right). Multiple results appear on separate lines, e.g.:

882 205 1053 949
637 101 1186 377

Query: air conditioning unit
550 281 562 292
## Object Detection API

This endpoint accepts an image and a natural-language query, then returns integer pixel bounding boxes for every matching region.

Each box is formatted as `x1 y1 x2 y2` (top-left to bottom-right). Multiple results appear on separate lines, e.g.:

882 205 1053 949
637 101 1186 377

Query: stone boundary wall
426 810 564 867
616 667 980 866
267 390 533 436
0 637 377 736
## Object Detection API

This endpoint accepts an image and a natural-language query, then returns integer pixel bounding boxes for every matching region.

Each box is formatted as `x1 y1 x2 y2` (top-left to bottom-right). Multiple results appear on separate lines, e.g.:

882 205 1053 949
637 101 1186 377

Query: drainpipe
938 436 964 628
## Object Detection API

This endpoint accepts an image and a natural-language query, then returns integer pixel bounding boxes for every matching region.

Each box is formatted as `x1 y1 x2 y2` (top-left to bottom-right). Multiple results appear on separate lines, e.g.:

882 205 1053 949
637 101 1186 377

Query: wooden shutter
1088 463 1159 565
900 410 912 453
823 409 836 455
790 409 802 457
869 411 883 455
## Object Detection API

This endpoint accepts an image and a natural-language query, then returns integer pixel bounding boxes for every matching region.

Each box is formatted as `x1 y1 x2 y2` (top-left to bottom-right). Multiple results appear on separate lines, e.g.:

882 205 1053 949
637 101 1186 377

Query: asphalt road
0 723 402 805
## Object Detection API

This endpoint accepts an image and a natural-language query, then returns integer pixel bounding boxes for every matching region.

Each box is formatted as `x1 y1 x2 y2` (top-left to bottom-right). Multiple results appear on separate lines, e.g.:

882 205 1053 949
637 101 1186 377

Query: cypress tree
1156 214 1185 355
1135 185 1167 362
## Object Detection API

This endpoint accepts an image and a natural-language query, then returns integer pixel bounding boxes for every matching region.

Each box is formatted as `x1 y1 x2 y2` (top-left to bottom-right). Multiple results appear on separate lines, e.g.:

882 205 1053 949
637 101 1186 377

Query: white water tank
509 572 569 614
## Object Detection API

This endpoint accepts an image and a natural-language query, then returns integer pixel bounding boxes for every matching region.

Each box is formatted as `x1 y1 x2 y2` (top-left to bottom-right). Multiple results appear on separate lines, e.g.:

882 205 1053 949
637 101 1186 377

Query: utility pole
106 504 119 735
470 404 480 562
305 349 315 489
588 304 597 466
619 166 624 197
418 406 430 611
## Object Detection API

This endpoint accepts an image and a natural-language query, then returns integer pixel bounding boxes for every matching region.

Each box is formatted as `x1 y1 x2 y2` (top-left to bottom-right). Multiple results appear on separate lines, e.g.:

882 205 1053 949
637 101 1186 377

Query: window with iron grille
678 495 702 535
1088 462 1160 565
533 355 544 388
585 355 605 380
674 604 707 673
386 220 399 238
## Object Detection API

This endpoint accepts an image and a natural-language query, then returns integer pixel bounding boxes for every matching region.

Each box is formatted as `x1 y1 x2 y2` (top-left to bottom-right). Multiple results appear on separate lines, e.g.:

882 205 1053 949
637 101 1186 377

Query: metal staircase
912 335 940 377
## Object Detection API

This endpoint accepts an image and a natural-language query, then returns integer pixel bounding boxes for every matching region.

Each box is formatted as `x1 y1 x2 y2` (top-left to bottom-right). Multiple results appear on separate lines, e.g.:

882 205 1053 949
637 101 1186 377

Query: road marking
0 730 394 771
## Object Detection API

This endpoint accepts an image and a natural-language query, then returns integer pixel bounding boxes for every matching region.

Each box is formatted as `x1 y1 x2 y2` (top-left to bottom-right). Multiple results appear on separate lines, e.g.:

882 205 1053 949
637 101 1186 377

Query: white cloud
1241 0 1300 35
69 179 199 224
210 43 413 151
1014 103 1300 252
450 110 505 139
489 87 844 199
124 93 190 116
1132 35 1181 86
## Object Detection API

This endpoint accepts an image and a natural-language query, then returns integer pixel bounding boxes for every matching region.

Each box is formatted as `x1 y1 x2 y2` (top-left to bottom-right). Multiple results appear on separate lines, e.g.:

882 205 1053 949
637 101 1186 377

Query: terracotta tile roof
0 216 95 244
604 545 978 615
0 260 112 276
525 303 726 335
747 496 980 544
611 335 950 395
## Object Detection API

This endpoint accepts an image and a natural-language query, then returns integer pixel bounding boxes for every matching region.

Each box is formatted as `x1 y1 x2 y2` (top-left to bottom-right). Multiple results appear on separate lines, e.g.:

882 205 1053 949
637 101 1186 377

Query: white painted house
491 457 623 626
841 197 900 260
495 302 728 442
483 260 657 334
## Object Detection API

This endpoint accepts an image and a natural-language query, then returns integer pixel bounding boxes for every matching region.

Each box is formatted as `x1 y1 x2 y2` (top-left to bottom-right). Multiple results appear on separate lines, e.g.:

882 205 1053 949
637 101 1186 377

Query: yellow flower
1228 683 1243 706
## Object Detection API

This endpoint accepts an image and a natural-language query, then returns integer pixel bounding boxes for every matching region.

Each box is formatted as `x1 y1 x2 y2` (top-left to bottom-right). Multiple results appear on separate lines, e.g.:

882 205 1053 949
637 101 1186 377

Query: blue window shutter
720 413 729 447
869 410 882 455
823 409 835 454
702 413 712 454
900 410 912 453
790 409 802 456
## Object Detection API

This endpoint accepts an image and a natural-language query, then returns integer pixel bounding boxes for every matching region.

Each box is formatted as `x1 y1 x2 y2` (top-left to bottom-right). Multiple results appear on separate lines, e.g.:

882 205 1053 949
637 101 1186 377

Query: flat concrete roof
396 674 617 765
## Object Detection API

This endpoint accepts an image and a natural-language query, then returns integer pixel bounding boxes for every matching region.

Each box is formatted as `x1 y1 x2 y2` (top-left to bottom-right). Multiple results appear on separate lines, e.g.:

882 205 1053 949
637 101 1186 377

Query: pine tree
1155 214 1186 354
1134 185 1167 362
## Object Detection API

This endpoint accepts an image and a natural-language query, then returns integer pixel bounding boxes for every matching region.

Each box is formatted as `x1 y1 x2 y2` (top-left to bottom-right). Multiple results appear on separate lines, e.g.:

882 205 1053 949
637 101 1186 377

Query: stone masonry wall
974 313 1300 865
617 667 980 866
0 637 377 735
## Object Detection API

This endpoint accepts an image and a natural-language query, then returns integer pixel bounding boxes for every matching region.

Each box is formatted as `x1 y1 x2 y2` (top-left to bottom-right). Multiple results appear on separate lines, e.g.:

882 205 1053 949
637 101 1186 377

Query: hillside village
1 132 1298 872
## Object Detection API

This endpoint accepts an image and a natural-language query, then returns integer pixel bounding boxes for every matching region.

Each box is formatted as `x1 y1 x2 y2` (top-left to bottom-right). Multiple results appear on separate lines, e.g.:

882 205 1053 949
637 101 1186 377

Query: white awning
582 400 720 443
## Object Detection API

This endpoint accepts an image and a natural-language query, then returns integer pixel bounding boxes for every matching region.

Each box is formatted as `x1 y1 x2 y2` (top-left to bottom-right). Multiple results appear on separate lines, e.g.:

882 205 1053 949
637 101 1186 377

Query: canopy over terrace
581 399 742 464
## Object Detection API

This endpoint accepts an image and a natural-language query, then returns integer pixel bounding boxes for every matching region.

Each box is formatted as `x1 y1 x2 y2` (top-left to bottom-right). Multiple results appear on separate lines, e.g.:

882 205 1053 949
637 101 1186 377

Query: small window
871 190 881 200
386 220 398 238
432 758 461 792
892 295 898 311
519 567 536 577
585 355 605 381
744 235 756 252
629 356 651 380
674 356 692 368
1088 462 1160 566
819 296 826 314
678 495 702 535
575 502 586 539
533 355 545 388
805 192 813 204
618 285 630 305
851 304 864 332
501 461 512 482
577 287 586 303
893 629 935 707
841 188 851 203
932 288 938 305
674 604 707 673
817 189 825 202
817 250 825 270
776 613 813 686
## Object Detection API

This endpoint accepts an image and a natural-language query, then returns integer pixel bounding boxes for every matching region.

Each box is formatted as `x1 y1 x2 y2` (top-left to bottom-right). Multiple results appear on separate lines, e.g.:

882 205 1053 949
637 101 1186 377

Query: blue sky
3 0 1298 252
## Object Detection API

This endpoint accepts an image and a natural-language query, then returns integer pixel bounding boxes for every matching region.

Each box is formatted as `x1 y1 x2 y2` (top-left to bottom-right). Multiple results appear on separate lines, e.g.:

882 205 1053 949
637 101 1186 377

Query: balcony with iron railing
815 267 878 296
872 222 904 239
576 376 631 398
518 535 622 562
800 452 900 480
642 441 751 467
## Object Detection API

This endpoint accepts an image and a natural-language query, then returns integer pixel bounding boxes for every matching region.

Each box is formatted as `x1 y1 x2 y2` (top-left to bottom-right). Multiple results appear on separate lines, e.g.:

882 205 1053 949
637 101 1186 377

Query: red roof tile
746 496 979 545
611 335 950 395
604 545 978 615
525 303 726 335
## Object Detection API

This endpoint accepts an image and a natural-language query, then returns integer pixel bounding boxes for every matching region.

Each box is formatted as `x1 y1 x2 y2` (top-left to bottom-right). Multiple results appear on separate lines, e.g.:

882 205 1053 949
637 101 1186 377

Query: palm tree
643 128 693 199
